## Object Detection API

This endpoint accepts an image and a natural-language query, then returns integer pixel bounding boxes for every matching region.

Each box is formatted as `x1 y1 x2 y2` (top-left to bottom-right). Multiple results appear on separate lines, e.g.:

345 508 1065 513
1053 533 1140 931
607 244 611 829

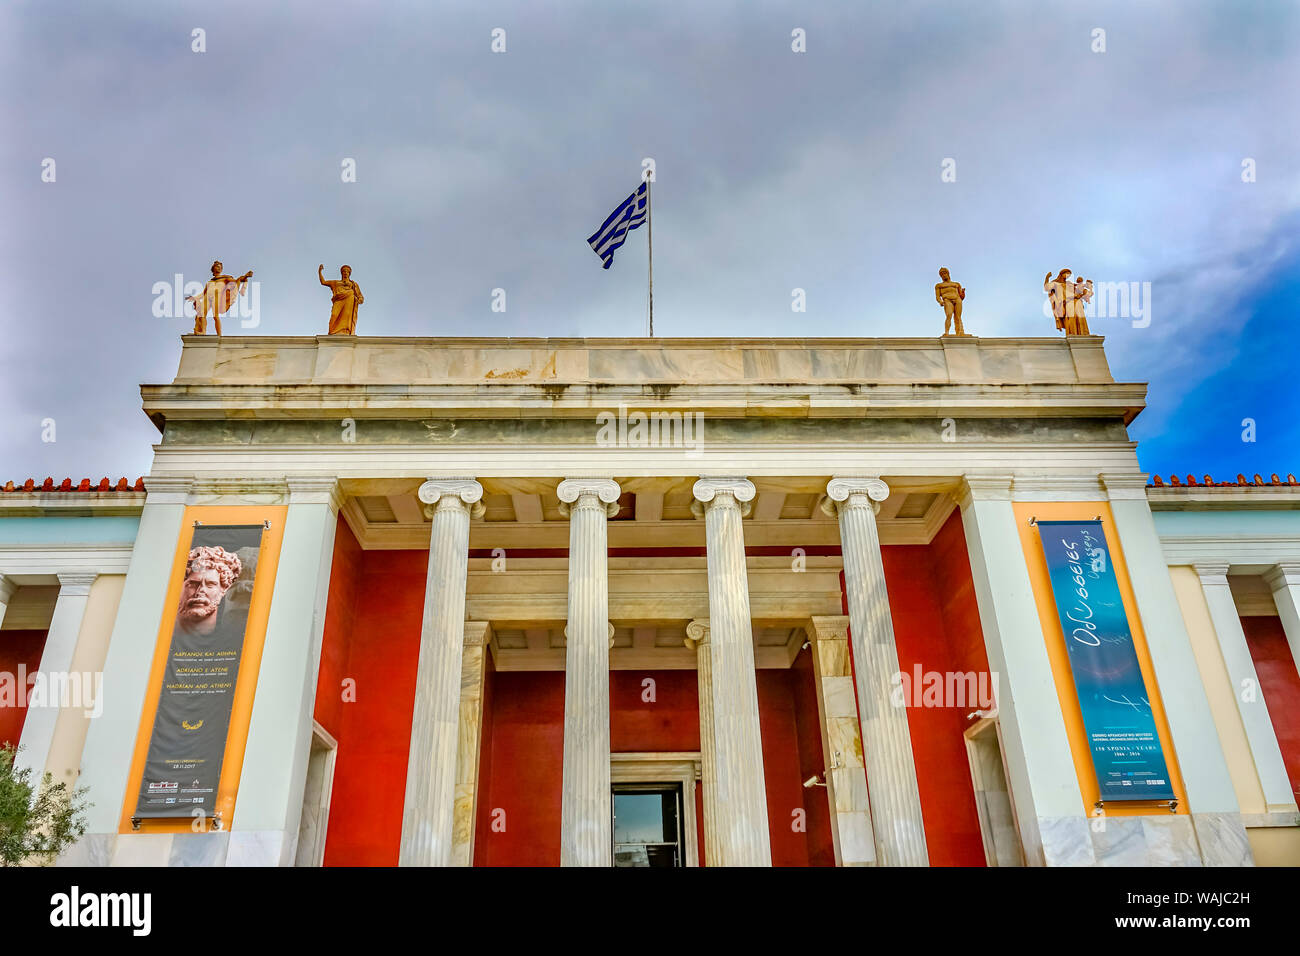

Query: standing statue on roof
934 268 968 336
1044 268 1093 335
187 260 254 336
319 264 363 335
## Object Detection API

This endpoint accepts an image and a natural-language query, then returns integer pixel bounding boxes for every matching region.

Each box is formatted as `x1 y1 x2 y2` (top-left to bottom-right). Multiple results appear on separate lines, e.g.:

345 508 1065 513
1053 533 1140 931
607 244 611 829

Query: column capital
1192 563 1232 586
954 474 1014 509
0 574 16 604
1099 472 1151 500
143 475 195 504
684 618 710 649
463 621 493 647
557 478 621 518
1264 563 1300 592
691 477 754 518
285 477 343 512
807 614 851 641
419 478 485 519
821 477 888 517
563 621 616 647
55 572 98 596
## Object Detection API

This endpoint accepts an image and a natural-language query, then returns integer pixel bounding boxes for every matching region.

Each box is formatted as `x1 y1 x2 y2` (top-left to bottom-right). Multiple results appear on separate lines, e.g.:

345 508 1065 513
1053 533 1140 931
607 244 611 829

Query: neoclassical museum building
2 333 1298 867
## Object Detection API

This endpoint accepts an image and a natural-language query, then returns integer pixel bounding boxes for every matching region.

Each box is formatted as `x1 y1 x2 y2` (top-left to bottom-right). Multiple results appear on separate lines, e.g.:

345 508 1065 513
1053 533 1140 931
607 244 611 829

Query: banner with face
135 524 265 822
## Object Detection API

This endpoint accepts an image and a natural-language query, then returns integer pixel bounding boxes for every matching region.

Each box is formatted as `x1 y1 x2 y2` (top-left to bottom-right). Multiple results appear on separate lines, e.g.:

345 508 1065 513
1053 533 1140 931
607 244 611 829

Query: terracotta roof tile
2 476 147 494
1147 472 1298 488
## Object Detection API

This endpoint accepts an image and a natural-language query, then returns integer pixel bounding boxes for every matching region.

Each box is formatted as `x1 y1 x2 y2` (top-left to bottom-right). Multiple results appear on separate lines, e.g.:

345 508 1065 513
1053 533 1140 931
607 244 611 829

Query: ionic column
399 478 484 867
806 615 877 866
557 478 620 867
691 477 771 866
822 477 928 866
684 618 719 865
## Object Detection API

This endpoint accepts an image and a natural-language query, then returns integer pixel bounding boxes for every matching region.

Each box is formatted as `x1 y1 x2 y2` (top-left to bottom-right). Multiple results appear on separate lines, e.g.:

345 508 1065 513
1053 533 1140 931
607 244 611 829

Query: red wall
475 670 565 866
880 512 990 866
474 666 830 866
757 661 835 865
790 646 836 865
319 543 426 866
314 516 361 740
0 629 49 750
318 511 990 867
1242 615 1300 800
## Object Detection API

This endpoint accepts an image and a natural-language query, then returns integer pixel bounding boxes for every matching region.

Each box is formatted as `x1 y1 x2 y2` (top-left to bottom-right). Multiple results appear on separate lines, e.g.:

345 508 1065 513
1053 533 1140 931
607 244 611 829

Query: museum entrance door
611 783 684 867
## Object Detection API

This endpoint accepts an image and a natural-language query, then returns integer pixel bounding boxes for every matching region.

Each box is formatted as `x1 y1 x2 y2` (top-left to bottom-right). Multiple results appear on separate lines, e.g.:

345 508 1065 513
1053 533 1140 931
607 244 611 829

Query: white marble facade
62 335 1266 868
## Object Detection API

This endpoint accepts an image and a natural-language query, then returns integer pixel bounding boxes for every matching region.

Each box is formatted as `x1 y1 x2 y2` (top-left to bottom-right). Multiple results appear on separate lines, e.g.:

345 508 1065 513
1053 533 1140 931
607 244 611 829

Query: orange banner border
117 504 288 835
1014 501 1189 817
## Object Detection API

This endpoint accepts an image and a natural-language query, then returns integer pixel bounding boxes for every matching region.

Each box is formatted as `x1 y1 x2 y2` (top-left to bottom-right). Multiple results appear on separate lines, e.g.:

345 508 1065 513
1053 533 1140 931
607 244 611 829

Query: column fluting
399 478 484 867
692 477 771 866
823 476 929 866
558 477 620 867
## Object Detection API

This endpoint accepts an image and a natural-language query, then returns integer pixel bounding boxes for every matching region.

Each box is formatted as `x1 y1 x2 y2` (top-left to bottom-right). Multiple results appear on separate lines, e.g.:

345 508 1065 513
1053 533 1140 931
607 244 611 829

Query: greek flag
588 181 648 269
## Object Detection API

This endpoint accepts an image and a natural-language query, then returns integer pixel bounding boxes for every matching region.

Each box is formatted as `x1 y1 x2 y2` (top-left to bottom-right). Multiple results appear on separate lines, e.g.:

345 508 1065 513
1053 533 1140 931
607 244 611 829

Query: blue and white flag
588 181 648 269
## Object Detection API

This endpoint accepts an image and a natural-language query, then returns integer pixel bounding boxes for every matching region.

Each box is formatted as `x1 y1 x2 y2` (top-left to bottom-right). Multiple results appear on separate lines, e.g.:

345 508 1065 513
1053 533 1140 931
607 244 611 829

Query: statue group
1044 268 1093 335
185 261 362 336
186 260 1093 339
933 267 1095 336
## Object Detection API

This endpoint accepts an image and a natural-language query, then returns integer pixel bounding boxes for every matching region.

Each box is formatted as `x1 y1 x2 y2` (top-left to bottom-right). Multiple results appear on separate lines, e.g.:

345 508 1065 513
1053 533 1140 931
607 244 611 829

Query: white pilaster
1264 563 1300 678
76 476 194 841
956 476 1092 866
399 478 484 867
822 477 927 866
229 478 341 867
557 477 619 867
1101 473 1250 866
451 621 492 867
0 574 16 629
806 614 877 866
1194 564 1295 810
684 618 719 865
14 572 96 780
692 477 771 866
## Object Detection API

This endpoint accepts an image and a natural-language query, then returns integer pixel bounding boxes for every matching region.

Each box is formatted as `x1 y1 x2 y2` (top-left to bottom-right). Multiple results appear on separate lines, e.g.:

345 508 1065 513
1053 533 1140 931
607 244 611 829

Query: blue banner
1036 520 1175 803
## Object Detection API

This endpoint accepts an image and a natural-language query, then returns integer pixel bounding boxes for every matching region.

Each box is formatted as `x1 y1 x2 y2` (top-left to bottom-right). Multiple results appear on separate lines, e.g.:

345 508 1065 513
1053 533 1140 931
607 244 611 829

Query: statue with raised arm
187 260 253 335
319 264 363 335
934 267 968 335
1044 268 1093 334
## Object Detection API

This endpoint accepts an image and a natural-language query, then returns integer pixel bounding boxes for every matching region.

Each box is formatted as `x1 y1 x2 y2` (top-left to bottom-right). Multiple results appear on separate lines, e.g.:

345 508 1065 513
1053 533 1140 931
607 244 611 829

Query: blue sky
0 0 1297 481
1126 241 1300 481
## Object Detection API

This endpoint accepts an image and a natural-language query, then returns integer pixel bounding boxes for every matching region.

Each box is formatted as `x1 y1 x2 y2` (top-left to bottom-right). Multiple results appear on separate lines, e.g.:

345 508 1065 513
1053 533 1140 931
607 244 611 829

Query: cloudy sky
2 0 1297 482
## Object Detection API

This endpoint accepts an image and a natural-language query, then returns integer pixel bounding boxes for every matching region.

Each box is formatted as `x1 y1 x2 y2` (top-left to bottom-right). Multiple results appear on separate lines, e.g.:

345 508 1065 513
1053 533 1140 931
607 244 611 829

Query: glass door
612 783 683 867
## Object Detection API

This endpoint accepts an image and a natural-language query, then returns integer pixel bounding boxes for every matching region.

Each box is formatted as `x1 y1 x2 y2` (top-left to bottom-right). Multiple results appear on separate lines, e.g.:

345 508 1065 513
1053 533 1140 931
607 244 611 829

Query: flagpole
646 175 654 337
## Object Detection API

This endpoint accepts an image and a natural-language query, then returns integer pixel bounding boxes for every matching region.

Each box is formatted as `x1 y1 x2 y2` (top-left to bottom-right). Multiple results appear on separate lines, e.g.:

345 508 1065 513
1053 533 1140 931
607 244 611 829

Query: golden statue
319 264 363 335
1045 268 1093 335
187 260 253 335
934 267 968 335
